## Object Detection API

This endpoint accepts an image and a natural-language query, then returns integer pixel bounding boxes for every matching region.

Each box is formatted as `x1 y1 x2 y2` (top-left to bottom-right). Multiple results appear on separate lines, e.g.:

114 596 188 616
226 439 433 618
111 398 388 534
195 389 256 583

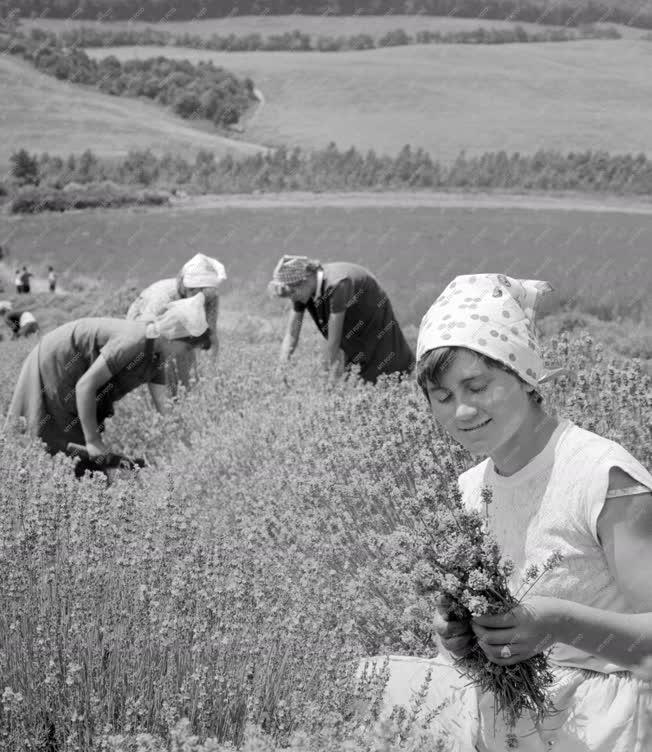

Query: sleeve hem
586 454 652 545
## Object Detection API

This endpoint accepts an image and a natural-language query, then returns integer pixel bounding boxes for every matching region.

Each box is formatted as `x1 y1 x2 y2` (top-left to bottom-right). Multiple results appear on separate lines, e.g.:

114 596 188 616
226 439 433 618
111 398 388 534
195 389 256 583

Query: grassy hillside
84 40 652 160
0 55 266 168
21 14 646 40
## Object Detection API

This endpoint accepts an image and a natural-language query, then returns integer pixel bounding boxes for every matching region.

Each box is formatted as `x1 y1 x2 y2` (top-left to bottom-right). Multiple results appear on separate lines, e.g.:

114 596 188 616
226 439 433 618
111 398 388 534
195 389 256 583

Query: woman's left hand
85 438 109 461
471 596 561 665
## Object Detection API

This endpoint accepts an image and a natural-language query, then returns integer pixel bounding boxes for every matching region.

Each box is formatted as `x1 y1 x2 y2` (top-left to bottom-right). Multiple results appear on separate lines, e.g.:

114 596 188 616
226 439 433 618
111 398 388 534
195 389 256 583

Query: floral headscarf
268 255 321 296
416 273 564 388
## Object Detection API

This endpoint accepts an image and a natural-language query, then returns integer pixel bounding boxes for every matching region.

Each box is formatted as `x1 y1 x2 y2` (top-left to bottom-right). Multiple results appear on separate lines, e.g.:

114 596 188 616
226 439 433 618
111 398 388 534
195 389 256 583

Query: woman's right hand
434 594 474 658
85 438 109 461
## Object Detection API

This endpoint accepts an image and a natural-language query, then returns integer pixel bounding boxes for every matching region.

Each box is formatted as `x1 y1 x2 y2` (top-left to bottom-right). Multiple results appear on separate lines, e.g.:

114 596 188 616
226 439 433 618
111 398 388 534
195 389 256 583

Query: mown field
0 55 265 168
3 200 651 327
84 40 652 159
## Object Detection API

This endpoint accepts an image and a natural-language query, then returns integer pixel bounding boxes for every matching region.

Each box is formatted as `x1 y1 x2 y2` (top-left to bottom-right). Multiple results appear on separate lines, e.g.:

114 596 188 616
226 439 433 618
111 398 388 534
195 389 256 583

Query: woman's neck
492 410 559 477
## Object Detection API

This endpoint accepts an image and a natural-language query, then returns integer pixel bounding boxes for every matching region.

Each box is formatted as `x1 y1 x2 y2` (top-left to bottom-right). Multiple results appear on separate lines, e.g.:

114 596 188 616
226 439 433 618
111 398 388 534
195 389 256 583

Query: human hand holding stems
434 593 475 659
84 436 109 462
472 596 560 665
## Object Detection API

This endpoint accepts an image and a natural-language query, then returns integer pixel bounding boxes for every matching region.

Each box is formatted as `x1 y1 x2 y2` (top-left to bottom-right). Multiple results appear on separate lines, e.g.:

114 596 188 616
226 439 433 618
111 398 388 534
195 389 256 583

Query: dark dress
20 270 32 294
11 318 166 453
293 262 414 383
5 311 22 335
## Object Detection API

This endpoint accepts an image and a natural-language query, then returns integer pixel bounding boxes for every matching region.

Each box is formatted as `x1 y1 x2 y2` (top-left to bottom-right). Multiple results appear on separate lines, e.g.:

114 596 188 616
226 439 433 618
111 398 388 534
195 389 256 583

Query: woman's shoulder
324 262 373 285
554 419 647 472
140 278 178 300
551 420 652 542
71 317 145 342
128 278 178 320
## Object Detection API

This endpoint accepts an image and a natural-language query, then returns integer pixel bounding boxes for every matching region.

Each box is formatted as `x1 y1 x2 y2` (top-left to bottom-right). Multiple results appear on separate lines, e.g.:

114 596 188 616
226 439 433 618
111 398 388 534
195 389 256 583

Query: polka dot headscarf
416 273 563 389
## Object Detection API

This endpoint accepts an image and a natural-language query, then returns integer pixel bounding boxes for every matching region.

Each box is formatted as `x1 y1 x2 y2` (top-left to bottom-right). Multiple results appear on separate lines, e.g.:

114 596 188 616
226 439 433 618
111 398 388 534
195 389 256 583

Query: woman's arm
210 296 219 358
598 468 652 609
148 383 168 413
550 599 652 669
75 355 113 458
473 469 652 669
325 311 346 378
280 310 304 362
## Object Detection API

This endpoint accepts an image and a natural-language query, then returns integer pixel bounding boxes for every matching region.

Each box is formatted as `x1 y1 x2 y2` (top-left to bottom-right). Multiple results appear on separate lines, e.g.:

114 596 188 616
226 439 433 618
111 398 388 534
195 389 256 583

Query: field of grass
0 55 265 169
18 14 648 40
84 40 652 159
3 200 651 331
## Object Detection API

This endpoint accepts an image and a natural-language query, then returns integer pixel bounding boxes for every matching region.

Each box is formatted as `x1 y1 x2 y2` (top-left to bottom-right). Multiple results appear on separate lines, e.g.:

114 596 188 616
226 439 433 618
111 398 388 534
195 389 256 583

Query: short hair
416 346 543 404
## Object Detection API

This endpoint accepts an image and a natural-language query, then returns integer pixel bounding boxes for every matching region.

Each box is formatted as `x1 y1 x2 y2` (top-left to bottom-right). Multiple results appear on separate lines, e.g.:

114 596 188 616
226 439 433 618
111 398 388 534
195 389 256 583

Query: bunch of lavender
408 483 562 738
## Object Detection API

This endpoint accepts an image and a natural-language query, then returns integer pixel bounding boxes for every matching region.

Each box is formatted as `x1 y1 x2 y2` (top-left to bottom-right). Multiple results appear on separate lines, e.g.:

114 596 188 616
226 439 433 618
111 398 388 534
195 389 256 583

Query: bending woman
127 253 226 392
367 273 652 751
4 294 210 462
268 255 414 383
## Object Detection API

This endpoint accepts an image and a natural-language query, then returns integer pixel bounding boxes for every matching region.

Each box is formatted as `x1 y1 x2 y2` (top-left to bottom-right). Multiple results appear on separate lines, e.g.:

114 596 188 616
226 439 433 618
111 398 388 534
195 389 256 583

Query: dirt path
167 190 652 215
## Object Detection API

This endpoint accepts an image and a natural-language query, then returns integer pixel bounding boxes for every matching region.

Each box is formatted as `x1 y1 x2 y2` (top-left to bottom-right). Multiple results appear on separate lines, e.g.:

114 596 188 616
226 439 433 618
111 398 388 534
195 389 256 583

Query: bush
6 32 256 129
10 183 170 213
9 144 652 227
10 148 39 186
0 321 648 749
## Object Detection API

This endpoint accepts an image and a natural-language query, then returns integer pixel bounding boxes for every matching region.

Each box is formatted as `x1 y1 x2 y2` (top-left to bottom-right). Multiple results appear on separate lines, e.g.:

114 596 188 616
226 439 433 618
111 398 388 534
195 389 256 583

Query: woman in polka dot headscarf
367 273 652 751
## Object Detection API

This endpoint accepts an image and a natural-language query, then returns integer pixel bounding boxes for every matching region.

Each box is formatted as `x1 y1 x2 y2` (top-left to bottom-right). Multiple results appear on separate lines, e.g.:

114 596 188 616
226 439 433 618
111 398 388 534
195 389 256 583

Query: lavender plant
407 480 563 735
0 313 649 749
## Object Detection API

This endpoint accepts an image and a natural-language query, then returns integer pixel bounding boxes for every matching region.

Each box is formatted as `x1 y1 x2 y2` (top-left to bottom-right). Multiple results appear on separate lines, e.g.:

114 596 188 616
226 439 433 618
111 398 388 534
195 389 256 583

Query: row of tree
8 146 652 203
2 0 651 26
1 30 256 126
45 23 621 52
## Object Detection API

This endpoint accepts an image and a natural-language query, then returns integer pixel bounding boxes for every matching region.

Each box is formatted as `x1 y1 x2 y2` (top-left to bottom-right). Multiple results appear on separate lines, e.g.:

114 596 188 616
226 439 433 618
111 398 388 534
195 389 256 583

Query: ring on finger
500 645 512 659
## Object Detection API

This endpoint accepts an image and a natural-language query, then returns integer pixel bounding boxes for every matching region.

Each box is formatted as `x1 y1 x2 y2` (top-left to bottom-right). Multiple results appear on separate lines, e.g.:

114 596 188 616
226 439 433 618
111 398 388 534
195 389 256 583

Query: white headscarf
147 293 208 340
181 254 227 290
416 273 564 388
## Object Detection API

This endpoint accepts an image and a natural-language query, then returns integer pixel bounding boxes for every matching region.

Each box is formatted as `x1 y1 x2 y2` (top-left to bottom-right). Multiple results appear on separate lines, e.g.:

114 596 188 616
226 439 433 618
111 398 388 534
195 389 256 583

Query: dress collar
489 418 570 487
313 268 325 301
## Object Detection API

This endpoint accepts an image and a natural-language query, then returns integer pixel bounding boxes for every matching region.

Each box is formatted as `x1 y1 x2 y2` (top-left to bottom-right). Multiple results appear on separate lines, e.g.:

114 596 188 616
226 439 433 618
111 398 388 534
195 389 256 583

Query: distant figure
127 253 227 394
4 295 211 468
268 256 415 384
4 310 39 338
20 266 33 294
48 266 57 292
15 269 23 294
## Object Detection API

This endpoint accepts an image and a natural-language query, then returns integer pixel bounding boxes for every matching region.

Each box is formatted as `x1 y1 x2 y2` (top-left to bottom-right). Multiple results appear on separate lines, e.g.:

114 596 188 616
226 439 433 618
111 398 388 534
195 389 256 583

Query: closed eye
469 384 488 394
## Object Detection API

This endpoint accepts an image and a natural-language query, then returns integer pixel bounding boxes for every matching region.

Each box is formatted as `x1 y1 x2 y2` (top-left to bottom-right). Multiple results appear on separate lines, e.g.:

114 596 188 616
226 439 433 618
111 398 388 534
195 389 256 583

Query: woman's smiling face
425 348 533 455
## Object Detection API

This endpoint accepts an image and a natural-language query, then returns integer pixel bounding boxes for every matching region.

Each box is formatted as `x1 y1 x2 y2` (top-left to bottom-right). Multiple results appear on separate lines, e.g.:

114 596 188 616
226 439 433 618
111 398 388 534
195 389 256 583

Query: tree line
1 29 256 127
2 0 651 27
43 23 621 53
6 145 652 213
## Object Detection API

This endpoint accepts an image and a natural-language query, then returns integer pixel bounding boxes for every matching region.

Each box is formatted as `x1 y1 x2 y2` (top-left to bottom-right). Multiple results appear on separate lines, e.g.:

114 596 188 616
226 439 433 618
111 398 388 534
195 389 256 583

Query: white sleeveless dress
364 418 652 751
